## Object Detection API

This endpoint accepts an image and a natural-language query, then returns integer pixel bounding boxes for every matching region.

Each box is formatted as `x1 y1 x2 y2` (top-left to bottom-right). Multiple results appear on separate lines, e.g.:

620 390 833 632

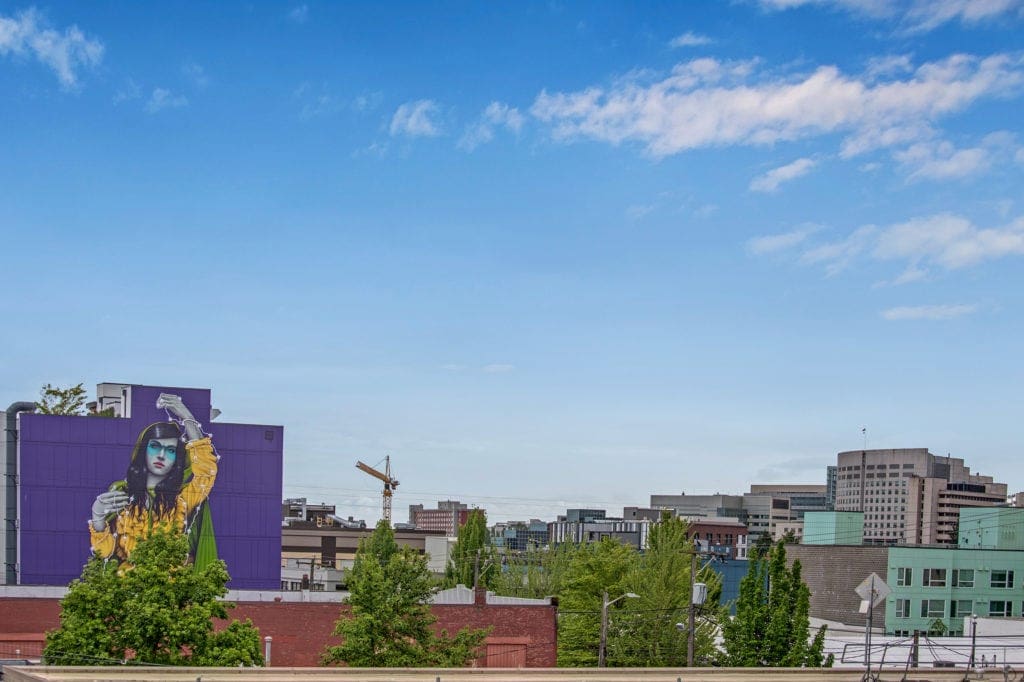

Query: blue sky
2 0 1023 523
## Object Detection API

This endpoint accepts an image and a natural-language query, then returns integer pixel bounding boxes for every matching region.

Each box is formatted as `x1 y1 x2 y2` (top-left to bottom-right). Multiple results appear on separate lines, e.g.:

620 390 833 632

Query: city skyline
2 2 1023 524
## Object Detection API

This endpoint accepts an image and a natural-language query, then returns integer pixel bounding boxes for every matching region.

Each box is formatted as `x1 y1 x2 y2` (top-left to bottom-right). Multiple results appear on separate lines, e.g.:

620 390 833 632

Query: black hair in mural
90 393 220 573
125 421 185 517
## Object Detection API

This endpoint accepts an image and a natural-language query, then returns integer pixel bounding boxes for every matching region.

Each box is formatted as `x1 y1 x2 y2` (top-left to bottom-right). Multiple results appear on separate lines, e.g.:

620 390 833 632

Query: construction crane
355 456 399 525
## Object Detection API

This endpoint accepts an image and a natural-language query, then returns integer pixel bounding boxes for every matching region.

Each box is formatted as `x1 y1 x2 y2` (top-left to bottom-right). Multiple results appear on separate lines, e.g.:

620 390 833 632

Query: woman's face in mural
146 437 178 479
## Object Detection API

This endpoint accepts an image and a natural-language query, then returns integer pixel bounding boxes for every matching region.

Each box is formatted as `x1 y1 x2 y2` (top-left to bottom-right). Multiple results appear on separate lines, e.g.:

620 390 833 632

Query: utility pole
599 590 639 667
688 550 697 667
864 574 875 673
686 542 723 667
599 590 609 668
969 614 978 669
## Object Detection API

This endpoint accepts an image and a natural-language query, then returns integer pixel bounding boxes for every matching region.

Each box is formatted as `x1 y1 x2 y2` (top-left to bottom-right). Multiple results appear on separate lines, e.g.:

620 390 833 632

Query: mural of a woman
89 393 219 571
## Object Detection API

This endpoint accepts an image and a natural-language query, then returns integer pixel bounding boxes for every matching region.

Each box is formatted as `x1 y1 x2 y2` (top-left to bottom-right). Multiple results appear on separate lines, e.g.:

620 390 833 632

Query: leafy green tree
44 530 262 666
556 538 637 667
720 540 832 667
36 383 87 415
491 541 578 599
444 509 496 589
323 520 489 667
615 515 721 667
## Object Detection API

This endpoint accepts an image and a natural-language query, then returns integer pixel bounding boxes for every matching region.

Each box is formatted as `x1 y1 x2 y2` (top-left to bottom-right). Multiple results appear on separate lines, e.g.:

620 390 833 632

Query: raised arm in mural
89 393 219 570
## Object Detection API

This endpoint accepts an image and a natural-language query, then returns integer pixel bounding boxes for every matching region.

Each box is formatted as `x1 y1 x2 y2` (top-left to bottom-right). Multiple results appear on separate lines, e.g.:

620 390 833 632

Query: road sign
855 572 891 607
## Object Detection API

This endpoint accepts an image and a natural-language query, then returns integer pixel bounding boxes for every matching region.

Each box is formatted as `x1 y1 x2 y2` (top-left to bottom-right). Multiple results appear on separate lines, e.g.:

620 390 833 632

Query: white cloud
757 0 1024 32
0 7 103 88
669 31 713 48
626 204 656 221
113 78 141 104
888 263 929 285
390 99 442 138
881 304 977 320
894 140 989 181
182 61 209 88
288 5 309 24
749 157 817 192
145 88 188 113
746 224 821 254
800 225 877 276
530 53 1024 159
458 101 524 151
904 0 1024 32
773 213 1024 278
874 213 1024 269
865 54 915 81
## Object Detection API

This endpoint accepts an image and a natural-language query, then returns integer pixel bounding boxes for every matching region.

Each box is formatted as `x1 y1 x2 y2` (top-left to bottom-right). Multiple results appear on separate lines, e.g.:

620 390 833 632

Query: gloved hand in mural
88 393 219 571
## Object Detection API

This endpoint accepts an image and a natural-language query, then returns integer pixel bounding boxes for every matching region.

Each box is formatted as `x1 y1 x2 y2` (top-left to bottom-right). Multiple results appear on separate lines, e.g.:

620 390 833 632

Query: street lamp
598 591 639 667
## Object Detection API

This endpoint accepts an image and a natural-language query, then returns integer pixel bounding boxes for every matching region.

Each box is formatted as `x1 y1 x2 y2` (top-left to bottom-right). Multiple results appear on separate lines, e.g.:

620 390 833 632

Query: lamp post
598 591 639 667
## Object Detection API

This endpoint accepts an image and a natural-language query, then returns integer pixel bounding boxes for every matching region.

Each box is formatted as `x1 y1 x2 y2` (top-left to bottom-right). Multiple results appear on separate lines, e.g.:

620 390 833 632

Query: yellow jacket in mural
89 437 217 564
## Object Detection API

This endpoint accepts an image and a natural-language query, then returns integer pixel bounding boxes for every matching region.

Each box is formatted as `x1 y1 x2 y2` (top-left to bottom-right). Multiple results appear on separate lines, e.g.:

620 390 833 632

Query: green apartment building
884 508 1024 636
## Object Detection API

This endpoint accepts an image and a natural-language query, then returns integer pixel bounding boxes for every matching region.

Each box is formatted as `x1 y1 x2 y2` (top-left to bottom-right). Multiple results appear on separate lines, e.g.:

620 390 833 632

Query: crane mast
355 455 399 525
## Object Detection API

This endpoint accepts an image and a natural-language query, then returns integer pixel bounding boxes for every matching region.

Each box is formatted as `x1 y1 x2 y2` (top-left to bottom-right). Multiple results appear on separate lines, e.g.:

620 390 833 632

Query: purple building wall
16 384 283 589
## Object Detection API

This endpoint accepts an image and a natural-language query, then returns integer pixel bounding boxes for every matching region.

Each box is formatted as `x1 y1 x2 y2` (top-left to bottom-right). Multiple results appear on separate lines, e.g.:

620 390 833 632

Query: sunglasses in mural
89 393 219 572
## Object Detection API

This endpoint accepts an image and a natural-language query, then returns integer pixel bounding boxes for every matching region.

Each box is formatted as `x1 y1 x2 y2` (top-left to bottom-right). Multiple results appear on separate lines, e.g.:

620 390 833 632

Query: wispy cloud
893 132 1021 182
182 61 209 89
800 225 877 276
458 101 525 151
390 99 442 138
293 83 383 120
756 0 1024 33
750 157 817 192
626 204 656 221
903 0 1024 33
757 213 1024 280
881 304 977 320
113 78 141 104
746 223 821 254
288 5 309 24
531 53 1024 159
669 31 713 48
145 88 188 114
0 7 103 88
482 364 515 373
874 213 1024 269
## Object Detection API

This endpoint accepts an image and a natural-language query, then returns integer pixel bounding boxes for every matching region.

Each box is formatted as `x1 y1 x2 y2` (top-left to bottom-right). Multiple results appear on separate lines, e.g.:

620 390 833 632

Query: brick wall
0 596 556 668
786 545 888 626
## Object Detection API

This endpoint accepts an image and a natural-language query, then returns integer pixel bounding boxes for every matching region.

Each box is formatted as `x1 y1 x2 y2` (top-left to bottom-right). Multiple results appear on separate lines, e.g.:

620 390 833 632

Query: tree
444 509 496 589
44 530 263 666
36 383 87 415
616 515 721 667
556 538 637 667
720 540 832 667
323 520 489 667
491 541 578 599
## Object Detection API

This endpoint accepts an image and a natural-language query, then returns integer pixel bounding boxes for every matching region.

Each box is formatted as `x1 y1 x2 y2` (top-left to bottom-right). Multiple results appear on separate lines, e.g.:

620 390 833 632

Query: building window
896 567 913 587
923 569 947 587
895 599 910 618
991 570 1015 589
950 600 973 619
921 600 945 618
953 569 974 588
989 601 1012 617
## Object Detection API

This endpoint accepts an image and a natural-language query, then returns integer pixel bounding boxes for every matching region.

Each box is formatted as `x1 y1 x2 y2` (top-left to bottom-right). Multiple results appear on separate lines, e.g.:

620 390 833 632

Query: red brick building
0 586 555 668
409 500 482 535
686 519 748 559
